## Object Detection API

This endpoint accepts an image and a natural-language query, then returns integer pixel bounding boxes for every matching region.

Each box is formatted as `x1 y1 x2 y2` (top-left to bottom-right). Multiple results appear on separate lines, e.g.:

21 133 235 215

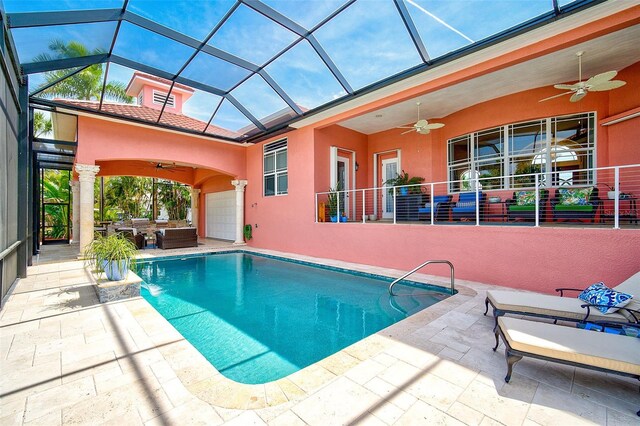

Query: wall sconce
355 162 359 172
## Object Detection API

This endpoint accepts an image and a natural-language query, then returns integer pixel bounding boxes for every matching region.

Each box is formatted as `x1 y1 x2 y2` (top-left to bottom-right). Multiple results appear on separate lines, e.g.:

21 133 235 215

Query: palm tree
103 176 153 219
41 169 70 240
34 40 132 103
157 181 191 220
33 111 52 138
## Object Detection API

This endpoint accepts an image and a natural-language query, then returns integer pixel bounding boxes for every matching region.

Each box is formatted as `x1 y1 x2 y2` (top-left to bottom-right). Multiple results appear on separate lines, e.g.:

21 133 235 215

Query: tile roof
127 71 194 93
57 100 242 140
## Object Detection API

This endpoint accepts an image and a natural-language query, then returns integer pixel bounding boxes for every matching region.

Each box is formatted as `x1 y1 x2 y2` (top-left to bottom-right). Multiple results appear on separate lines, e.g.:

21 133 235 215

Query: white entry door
381 158 398 219
205 191 236 240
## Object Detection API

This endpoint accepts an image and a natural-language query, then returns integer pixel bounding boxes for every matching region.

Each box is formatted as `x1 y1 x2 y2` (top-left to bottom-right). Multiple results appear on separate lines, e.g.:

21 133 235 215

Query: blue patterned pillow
579 282 633 314
578 282 606 303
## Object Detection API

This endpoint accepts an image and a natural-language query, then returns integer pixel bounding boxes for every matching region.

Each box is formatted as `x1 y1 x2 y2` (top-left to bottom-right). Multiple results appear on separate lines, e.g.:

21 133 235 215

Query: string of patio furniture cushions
578 282 633 314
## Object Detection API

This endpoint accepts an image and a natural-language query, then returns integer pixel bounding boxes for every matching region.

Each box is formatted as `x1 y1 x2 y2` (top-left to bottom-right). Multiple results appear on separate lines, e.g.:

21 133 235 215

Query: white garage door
205 191 236 241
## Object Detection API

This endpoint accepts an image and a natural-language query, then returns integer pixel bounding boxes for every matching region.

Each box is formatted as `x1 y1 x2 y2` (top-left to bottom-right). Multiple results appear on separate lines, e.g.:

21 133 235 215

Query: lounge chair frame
483 291 640 330
492 320 640 417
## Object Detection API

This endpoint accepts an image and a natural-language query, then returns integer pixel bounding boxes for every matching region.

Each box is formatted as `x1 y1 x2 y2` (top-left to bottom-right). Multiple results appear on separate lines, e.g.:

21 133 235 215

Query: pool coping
130 246 477 410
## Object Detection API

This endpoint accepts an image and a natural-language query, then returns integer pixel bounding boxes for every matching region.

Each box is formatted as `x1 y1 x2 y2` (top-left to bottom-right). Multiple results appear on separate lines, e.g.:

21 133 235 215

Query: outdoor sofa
550 186 601 222
418 195 452 221
452 191 487 221
155 227 198 249
504 189 548 222
484 270 640 326
493 317 640 417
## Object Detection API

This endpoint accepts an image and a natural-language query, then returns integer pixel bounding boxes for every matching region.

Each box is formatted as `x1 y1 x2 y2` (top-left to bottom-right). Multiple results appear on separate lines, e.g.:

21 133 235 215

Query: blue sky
5 0 569 134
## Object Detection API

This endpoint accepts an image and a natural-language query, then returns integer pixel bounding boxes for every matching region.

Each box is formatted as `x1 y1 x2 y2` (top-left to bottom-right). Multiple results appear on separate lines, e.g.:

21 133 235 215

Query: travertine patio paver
1 244 638 425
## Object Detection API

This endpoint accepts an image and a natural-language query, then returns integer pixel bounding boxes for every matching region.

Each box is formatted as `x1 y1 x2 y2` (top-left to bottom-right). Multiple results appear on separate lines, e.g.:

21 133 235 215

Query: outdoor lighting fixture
355 162 359 171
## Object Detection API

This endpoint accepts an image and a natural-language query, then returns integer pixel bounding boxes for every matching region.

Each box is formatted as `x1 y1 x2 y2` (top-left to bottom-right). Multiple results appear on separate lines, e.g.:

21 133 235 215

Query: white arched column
70 180 80 243
231 179 248 245
191 187 200 231
75 164 100 256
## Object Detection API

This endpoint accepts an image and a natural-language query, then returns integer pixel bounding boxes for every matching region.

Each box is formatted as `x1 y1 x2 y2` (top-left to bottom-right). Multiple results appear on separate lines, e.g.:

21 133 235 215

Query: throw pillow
559 187 593 206
516 191 536 206
578 282 606 303
578 282 633 314
591 288 633 314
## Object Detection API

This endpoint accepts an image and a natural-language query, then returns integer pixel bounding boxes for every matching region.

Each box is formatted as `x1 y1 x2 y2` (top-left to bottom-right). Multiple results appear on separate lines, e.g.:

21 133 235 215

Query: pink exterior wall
97 160 195 185
76 116 246 179
243 59 640 293
314 125 368 192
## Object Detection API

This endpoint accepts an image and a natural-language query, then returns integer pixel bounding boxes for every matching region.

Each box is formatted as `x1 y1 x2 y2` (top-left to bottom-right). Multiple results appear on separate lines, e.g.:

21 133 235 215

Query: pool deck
1 243 639 425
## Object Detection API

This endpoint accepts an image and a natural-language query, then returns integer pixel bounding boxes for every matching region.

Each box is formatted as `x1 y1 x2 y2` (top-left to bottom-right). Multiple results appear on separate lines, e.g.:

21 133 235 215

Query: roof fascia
7 9 122 28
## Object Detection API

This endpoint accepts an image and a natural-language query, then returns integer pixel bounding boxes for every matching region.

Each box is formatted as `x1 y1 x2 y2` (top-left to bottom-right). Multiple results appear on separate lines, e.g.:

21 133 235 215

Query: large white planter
102 259 130 281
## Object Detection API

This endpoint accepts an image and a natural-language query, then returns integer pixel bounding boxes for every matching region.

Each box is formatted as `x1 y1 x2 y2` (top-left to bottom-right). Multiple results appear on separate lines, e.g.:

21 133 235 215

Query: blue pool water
137 252 449 384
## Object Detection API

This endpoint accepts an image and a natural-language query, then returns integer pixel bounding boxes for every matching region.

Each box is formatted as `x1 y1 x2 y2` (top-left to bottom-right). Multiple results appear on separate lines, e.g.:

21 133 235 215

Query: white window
447 112 595 192
137 92 143 106
152 90 175 108
264 139 287 196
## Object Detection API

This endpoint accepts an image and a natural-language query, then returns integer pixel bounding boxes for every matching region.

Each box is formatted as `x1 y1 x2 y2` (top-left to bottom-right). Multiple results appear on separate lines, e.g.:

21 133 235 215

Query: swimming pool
137 252 450 384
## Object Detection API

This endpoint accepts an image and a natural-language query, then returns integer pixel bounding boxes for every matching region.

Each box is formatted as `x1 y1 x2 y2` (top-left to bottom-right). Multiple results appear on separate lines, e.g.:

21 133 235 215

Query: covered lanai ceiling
2 0 615 143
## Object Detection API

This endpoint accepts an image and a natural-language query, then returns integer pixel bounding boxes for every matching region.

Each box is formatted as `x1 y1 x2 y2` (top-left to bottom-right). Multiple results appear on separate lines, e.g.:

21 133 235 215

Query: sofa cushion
558 187 593 205
509 205 536 212
554 204 594 212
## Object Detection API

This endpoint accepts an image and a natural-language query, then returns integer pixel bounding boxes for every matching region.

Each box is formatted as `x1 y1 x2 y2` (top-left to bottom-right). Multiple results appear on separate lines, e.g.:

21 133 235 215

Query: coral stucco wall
76 116 246 178
244 61 640 294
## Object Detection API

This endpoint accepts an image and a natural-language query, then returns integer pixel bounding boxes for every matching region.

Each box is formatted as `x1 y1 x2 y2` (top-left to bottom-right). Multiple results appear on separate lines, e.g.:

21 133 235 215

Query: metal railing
389 260 455 296
315 164 640 229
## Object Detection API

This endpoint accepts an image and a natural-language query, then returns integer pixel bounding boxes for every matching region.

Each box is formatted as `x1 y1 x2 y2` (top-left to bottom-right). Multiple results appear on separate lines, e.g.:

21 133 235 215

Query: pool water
137 252 449 384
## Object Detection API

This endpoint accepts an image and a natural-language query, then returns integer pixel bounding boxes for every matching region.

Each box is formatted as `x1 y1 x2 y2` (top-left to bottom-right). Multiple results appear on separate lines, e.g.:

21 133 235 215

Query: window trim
447 112 596 193
263 138 288 197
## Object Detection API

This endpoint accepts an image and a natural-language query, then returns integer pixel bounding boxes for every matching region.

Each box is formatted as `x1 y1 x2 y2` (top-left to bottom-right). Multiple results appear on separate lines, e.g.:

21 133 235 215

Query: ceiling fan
151 162 180 172
540 51 626 103
397 102 444 135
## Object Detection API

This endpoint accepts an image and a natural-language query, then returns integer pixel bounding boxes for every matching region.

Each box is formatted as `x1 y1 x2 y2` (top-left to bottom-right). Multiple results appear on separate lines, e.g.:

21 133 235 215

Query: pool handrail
389 260 455 296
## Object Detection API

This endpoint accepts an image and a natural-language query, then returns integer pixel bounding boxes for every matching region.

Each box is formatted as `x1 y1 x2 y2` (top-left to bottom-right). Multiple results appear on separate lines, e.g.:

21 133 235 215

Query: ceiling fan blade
553 83 579 90
585 70 617 87
396 126 415 129
415 119 428 128
539 91 573 102
570 91 587 102
425 122 444 129
401 129 415 135
418 128 431 135
588 80 626 92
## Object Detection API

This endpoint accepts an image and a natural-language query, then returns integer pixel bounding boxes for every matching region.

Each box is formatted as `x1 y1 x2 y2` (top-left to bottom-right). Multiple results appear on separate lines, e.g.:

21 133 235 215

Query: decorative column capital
191 187 201 196
75 164 100 182
231 179 248 192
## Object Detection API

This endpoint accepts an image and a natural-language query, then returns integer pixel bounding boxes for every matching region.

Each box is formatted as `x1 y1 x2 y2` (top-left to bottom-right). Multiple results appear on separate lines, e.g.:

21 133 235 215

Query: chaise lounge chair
493 317 640 417
484 271 640 326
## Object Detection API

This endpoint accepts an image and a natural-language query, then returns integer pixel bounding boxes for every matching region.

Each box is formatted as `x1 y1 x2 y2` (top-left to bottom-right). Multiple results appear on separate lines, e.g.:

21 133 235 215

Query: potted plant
384 170 425 195
84 233 138 281
327 183 343 222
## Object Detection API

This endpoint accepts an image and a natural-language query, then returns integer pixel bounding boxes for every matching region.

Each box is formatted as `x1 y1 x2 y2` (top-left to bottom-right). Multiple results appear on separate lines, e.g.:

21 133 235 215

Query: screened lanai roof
5 0 601 143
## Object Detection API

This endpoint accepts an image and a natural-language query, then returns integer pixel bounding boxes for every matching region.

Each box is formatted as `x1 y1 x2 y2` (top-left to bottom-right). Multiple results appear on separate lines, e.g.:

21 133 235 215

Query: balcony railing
315 164 640 229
